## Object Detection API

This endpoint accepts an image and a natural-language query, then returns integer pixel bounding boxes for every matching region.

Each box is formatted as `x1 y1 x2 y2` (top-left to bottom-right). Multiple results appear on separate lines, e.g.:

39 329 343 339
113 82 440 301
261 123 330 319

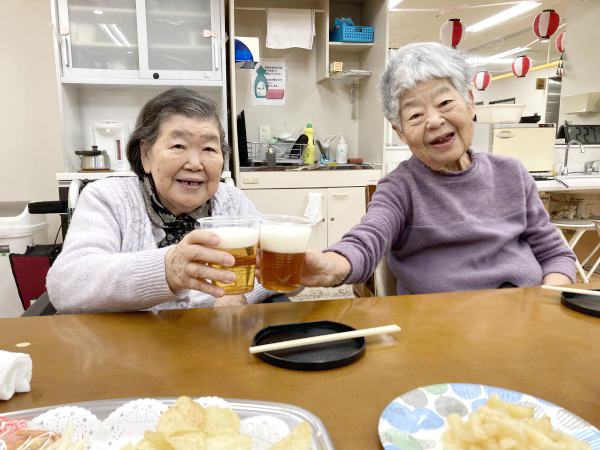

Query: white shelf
329 70 371 82
329 42 373 53
60 77 223 87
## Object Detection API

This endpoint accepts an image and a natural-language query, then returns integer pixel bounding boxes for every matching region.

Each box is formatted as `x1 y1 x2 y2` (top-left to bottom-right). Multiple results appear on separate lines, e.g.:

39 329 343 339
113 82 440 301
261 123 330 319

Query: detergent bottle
336 134 348 164
302 122 315 164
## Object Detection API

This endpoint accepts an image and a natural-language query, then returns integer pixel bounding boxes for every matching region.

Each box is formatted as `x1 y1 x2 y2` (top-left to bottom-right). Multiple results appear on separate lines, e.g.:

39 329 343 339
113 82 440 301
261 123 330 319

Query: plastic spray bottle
303 122 315 164
336 134 348 164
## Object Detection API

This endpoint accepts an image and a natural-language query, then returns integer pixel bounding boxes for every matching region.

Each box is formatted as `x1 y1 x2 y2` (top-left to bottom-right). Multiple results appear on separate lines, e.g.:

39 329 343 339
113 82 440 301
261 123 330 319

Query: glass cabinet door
138 0 222 81
58 0 140 78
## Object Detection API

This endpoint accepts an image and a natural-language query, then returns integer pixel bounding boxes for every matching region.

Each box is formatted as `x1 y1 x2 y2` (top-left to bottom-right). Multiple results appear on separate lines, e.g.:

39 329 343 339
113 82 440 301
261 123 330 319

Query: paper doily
31 397 310 449
32 406 103 444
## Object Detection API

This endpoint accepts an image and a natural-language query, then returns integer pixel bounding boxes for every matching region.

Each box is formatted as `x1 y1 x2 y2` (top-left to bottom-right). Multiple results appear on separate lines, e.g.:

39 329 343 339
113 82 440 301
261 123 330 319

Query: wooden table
1 286 599 448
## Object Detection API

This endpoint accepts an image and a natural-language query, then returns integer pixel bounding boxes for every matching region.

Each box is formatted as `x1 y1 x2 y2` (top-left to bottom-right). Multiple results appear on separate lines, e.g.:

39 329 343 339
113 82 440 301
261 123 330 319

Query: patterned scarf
139 175 211 247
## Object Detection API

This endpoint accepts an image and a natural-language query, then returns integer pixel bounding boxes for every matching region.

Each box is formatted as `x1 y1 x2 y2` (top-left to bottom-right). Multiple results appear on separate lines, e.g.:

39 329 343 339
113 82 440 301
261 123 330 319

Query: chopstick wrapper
0 350 32 400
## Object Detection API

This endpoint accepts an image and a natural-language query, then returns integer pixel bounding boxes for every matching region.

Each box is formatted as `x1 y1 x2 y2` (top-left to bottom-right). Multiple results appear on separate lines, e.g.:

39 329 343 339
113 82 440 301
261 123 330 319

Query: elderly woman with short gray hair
299 42 576 294
48 87 273 313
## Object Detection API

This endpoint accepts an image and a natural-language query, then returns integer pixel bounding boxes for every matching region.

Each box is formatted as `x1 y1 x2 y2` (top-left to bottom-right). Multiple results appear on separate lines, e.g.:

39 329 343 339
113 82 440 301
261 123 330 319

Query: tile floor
291 284 356 301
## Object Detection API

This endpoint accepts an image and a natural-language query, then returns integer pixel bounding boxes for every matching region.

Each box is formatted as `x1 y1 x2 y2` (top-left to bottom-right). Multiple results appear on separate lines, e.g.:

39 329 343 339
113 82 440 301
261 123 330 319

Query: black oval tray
252 320 366 370
561 291 600 318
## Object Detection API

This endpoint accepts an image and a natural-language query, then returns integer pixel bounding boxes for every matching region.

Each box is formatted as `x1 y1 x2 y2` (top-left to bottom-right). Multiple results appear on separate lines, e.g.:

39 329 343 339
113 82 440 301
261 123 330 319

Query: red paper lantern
512 55 531 78
474 71 491 91
440 19 465 48
555 30 565 53
533 9 560 40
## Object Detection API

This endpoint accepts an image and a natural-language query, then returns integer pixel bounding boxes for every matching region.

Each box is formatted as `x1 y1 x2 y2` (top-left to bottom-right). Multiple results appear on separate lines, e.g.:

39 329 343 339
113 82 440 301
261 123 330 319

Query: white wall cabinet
244 186 366 249
51 0 228 173
56 0 223 82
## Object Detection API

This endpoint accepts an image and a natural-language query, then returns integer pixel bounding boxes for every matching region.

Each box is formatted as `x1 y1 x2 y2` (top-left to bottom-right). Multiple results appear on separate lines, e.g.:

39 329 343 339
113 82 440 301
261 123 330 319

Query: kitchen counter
535 175 600 192
239 163 380 172
56 171 136 181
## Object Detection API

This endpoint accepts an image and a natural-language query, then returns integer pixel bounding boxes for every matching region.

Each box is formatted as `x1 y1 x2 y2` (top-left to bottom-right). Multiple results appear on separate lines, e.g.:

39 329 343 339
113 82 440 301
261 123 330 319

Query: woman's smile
429 132 456 148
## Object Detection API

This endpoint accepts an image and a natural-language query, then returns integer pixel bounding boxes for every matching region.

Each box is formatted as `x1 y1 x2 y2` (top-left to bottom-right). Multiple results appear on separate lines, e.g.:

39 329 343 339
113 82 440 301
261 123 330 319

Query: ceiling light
480 46 530 60
93 10 103 15
467 2 541 33
389 0 403 10
467 58 515 65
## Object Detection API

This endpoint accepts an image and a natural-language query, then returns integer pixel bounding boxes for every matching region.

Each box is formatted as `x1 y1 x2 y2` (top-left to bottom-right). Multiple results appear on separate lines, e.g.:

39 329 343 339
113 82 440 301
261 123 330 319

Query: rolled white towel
0 349 32 401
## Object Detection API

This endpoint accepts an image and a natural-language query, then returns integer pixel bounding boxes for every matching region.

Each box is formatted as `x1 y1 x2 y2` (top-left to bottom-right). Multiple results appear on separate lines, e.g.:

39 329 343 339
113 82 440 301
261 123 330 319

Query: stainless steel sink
239 164 379 172
287 164 378 171
559 173 600 179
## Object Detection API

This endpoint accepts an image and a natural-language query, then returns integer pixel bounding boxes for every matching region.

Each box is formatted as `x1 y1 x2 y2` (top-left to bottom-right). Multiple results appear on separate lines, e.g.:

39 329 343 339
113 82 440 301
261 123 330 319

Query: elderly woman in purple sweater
300 42 576 294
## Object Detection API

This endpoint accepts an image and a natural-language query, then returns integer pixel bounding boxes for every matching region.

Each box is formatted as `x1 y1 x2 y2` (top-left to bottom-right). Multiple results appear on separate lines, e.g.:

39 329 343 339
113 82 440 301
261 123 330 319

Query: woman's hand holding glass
300 249 351 288
165 229 236 298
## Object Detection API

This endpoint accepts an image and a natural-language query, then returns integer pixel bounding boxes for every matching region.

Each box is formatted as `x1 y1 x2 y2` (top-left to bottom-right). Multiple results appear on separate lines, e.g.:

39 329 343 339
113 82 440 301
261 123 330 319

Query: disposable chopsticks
248 324 401 354
541 285 600 297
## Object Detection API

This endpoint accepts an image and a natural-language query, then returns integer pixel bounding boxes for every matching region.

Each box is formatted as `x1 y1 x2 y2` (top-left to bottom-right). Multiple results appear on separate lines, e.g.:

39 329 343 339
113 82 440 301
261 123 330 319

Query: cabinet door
243 189 328 250
327 187 366 244
57 0 140 78
137 0 222 81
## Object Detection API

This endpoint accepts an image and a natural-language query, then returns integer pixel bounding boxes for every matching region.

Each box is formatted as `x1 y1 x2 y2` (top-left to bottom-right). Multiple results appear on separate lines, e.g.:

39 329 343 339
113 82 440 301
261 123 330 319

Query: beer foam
210 227 259 248
260 223 312 253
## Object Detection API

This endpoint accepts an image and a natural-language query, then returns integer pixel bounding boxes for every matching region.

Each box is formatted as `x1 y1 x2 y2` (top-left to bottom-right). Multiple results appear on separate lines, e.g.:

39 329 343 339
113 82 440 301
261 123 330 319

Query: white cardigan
47 177 273 313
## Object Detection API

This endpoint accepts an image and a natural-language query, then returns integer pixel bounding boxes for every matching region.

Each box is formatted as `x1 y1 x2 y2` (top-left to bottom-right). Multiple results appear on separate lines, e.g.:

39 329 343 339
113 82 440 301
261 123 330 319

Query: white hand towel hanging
0 350 32 401
304 192 323 223
266 8 315 50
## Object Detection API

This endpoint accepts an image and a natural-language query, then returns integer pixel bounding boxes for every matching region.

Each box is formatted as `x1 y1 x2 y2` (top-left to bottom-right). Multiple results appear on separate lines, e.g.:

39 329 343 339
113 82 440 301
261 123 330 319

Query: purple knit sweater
328 150 576 294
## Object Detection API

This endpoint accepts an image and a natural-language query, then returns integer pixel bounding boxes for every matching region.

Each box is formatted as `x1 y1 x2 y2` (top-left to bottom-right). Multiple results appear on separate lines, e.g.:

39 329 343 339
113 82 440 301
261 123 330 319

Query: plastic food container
474 104 525 124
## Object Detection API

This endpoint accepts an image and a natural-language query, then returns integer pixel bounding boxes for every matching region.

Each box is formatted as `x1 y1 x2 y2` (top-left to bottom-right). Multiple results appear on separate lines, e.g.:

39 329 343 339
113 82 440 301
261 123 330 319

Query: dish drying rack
247 141 306 164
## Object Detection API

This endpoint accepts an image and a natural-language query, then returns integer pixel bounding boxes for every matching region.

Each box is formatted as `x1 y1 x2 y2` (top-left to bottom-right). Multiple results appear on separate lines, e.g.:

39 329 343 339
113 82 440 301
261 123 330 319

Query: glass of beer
258 215 316 292
198 215 260 295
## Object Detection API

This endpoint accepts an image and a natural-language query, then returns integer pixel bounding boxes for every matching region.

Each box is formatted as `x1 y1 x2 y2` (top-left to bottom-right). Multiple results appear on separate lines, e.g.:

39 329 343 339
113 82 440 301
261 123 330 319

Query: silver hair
126 87 230 178
378 42 472 130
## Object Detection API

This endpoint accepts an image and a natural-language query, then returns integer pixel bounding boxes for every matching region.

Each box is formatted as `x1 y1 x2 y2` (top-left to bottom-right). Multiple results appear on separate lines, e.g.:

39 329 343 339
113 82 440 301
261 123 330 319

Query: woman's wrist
325 252 351 286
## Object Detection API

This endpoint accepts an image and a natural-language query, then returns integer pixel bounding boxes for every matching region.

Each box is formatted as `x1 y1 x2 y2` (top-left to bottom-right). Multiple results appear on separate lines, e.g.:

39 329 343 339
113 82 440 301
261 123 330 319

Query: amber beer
198 216 260 295
259 216 315 292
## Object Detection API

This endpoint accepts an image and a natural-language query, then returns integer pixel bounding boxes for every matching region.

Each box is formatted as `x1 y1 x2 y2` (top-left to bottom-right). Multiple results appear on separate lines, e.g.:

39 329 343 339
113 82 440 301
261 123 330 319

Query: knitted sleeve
47 181 179 313
519 165 577 281
326 173 407 283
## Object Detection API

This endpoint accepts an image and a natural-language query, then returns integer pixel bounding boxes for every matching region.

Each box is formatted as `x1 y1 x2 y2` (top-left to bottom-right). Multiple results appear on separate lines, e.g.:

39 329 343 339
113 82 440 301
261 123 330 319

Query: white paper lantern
512 55 531 78
533 9 560 40
474 71 491 91
440 19 465 48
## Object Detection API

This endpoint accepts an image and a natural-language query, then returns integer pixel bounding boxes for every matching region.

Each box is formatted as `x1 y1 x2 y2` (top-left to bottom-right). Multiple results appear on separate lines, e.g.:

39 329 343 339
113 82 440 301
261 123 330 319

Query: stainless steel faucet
563 140 585 176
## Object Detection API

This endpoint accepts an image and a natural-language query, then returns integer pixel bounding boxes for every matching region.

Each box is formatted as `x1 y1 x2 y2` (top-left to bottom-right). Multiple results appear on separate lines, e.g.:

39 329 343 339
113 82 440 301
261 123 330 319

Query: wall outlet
259 125 271 142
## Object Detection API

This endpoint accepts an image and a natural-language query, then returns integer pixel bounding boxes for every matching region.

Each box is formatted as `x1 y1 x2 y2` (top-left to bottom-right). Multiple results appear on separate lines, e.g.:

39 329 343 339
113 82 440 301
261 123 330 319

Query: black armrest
21 292 57 317
262 293 291 303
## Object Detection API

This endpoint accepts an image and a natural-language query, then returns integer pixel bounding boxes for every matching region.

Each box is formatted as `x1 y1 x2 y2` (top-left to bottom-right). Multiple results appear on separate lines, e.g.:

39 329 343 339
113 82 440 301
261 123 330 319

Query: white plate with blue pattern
378 383 600 450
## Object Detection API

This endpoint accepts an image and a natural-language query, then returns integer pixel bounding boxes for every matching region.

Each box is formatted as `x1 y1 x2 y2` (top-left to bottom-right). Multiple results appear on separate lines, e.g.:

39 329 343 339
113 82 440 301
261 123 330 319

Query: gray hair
379 42 472 130
127 87 230 178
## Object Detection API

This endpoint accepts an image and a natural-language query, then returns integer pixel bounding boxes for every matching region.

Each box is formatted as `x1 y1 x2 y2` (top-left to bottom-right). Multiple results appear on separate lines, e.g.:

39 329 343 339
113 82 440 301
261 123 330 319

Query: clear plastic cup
258 215 316 292
198 215 260 295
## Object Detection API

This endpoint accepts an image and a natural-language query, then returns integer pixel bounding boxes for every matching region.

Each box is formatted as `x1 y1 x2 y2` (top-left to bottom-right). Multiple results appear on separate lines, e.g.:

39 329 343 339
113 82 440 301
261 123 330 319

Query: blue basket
330 25 374 43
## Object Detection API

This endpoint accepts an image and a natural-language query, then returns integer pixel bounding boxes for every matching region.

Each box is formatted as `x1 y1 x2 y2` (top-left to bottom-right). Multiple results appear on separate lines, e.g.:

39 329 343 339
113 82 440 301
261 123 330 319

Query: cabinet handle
319 218 325 223
332 193 349 197
63 35 72 68
497 131 514 139
213 39 219 71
